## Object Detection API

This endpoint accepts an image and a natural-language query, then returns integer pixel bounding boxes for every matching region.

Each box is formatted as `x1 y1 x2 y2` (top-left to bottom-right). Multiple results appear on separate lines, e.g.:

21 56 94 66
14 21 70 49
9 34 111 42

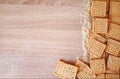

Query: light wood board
0 0 87 78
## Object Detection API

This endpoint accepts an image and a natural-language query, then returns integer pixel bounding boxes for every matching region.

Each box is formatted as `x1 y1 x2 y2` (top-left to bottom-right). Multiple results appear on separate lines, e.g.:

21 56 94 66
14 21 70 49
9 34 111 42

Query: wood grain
0 0 87 78
0 0 85 7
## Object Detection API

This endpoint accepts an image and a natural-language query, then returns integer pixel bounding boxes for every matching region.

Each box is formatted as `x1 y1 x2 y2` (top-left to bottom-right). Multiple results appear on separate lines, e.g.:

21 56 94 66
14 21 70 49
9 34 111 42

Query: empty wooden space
0 0 87 78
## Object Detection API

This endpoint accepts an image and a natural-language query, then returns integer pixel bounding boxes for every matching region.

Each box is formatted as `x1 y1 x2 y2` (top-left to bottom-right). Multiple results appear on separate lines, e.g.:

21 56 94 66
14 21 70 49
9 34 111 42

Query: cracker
92 18 108 34
96 74 105 79
54 61 65 77
91 1 107 17
90 59 106 74
108 23 120 41
75 60 87 72
110 2 120 16
62 64 78 79
106 74 119 79
54 61 78 79
105 39 120 56
88 38 106 58
77 66 96 79
110 16 120 25
90 33 107 43
107 55 120 73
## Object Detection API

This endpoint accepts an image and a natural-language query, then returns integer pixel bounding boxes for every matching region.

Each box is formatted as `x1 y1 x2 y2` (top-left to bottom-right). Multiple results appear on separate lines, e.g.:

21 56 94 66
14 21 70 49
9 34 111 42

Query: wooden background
0 0 87 78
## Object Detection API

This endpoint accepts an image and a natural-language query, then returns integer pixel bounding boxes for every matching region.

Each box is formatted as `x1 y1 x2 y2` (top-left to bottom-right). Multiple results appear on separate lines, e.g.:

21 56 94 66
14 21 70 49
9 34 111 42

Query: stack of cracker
54 0 120 79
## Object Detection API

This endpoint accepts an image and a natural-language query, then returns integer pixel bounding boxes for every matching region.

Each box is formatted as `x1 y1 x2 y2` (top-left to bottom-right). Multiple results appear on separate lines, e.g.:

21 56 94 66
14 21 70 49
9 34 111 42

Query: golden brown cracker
54 61 65 77
54 61 78 79
107 55 120 73
90 59 106 74
110 16 120 25
62 64 78 79
77 66 96 79
91 1 107 17
88 38 106 58
108 23 120 41
110 2 120 16
92 18 108 34
105 39 120 56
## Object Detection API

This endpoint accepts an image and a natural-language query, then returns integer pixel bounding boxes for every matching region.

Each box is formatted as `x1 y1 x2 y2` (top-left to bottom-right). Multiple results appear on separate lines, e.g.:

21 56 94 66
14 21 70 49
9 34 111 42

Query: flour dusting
79 0 91 61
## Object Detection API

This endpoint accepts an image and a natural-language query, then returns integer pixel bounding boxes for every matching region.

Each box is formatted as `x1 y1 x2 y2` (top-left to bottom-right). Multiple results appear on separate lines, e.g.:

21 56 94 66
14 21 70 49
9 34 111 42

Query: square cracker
92 18 108 34
77 66 96 79
91 0 107 17
62 64 78 79
75 60 87 72
105 39 120 56
88 38 106 58
90 59 106 74
107 55 120 73
106 74 119 79
110 2 120 16
54 61 78 79
110 16 120 25
90 33 107 43
108 23 120 41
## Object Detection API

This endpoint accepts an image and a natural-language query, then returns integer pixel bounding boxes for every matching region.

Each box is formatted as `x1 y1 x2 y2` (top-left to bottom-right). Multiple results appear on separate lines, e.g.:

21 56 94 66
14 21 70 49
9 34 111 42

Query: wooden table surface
0 0 88 78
